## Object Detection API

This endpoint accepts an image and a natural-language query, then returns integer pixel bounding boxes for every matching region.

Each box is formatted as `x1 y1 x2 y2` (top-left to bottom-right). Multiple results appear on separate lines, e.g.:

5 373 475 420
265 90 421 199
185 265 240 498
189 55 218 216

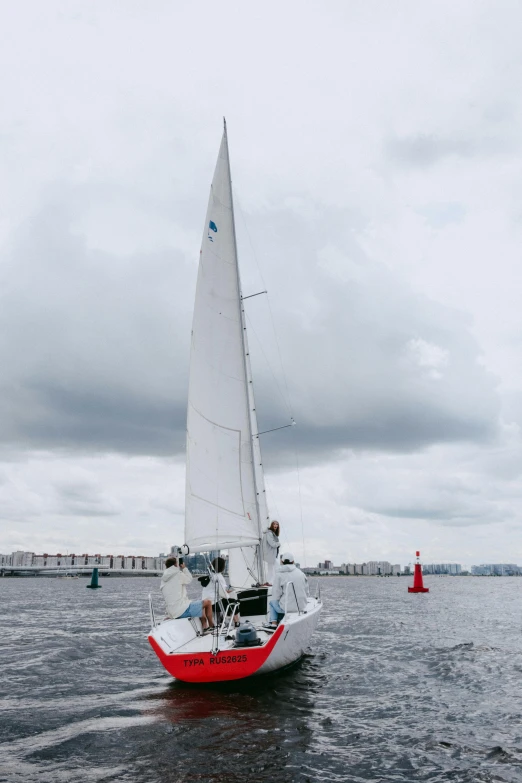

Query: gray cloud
0 197 191 456
0 192 498 472
54 478 120 518
246 205 500 466
16 381 185 456
0 194 500 468
385 132 514 168
386 134 475 167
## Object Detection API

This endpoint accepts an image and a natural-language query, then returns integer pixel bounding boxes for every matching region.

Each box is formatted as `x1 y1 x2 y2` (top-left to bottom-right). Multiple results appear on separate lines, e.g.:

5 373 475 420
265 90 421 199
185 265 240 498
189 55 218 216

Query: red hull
148 625 285 683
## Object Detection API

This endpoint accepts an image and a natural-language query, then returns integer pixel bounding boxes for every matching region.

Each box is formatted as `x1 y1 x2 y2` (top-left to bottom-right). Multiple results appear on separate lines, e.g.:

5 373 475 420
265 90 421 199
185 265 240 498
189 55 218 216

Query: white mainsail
184 124 269 570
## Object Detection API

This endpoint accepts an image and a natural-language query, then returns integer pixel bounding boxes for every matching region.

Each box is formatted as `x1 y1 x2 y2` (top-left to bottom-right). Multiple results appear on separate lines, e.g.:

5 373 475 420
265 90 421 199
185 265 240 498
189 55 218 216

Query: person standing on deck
261 520 280 585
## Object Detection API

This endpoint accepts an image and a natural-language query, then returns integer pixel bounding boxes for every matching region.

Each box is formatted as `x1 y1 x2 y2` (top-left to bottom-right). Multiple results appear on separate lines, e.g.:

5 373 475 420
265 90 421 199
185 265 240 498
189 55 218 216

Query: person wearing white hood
266 552 308 627
261 520 280 585
160 556 214 631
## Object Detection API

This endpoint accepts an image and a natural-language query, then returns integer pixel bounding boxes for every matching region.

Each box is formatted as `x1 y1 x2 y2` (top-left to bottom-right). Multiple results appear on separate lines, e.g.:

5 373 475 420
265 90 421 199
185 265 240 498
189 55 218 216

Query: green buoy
86 567 102 589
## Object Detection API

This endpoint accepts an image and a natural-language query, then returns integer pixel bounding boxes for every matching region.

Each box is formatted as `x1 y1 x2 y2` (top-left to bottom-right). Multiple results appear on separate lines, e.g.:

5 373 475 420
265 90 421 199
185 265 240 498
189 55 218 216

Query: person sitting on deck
161 556 214 631
266 552 308 628
201 557 240 627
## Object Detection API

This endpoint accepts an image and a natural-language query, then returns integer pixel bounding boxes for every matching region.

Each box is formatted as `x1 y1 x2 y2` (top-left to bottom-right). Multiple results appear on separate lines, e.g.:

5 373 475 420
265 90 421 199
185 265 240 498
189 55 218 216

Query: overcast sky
1 0 521 566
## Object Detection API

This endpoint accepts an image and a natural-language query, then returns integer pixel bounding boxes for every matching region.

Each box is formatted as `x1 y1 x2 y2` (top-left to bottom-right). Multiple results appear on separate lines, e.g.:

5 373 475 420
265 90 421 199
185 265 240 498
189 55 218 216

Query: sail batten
184 128 265 562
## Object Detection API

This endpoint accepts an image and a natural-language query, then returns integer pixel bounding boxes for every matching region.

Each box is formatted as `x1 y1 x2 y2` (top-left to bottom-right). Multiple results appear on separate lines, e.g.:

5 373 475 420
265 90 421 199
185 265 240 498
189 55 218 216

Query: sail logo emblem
208 221 218 242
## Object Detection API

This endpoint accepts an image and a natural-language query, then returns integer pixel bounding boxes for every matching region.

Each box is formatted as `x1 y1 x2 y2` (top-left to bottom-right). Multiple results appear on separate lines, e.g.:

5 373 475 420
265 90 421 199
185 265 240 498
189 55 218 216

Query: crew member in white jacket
261 520 280 584
266 552 308 627
160 556 214 630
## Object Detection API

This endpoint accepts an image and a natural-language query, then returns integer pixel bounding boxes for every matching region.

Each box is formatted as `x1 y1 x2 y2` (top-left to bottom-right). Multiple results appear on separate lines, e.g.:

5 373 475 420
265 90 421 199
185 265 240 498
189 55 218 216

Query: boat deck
151 596 318 656
154 613 273 655
149 597 321 681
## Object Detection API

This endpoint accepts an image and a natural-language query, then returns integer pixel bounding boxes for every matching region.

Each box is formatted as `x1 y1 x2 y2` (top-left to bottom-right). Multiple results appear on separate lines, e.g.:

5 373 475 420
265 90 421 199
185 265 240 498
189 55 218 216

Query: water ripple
1 576 522 782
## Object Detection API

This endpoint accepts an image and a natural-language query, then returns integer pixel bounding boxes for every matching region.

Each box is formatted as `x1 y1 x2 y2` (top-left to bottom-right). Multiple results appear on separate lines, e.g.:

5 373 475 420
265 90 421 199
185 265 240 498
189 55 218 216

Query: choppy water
1 576 522 782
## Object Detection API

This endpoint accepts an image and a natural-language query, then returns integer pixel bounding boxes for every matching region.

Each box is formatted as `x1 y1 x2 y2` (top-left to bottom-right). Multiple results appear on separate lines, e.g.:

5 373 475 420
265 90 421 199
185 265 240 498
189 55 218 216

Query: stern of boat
148 591 322 683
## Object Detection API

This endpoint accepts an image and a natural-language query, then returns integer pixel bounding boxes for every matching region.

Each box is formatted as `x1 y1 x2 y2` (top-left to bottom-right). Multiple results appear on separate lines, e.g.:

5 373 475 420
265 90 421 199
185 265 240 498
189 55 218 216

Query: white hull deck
148 595 322 683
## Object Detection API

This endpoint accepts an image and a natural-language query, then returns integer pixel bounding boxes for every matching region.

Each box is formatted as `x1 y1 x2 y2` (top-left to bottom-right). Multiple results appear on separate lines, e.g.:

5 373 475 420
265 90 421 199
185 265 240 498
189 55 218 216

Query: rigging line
266 293 294 417
243 294 304 560
236 199 306 566
226 131 263 561
239 546 260 586
235 198 294 417
204 554 220 646
292 425 307 568
163 633 201 654
254 422 295 437
242 318 298 556
243 311 292 419
212 572 220 652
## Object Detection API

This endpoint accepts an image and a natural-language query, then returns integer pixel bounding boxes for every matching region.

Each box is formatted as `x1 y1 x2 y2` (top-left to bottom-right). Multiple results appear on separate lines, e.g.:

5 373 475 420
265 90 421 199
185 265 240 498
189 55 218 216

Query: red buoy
408 551 429 593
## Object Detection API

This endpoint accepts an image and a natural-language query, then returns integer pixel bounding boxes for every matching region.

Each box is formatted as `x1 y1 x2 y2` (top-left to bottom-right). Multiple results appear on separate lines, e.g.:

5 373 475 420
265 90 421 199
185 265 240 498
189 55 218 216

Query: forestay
185 126 268 557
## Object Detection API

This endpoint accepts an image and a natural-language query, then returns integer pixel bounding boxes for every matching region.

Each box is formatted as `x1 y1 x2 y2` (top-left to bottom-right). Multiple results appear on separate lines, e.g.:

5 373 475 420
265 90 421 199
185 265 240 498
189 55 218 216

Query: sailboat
147 122 322 683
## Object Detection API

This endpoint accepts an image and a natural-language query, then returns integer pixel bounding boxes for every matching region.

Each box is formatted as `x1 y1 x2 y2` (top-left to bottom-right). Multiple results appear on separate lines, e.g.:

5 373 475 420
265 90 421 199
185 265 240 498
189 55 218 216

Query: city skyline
1 527 515 569
4 548 521 576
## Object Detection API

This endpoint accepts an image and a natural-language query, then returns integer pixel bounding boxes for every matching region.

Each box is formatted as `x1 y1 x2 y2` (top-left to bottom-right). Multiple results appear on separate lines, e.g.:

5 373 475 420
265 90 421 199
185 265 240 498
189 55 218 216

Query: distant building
338 561 404 575
11 551 34 567
423 563 462 575
184 552 219 573
471 563 521 576
318 560 333 570
303 566 340 576
1 550 167 573
367 561 392 575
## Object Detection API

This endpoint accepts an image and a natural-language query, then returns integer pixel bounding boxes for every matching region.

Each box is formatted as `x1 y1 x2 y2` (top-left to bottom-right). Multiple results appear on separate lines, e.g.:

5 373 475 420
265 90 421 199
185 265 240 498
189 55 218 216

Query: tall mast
223 119 265 582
